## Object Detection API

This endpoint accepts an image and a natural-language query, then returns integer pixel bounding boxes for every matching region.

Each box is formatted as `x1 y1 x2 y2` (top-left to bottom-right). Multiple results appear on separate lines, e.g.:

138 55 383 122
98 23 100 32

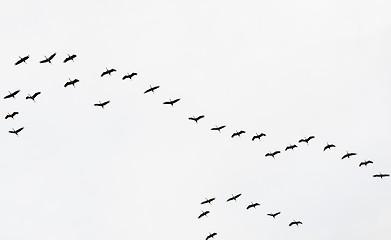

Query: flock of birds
7 53 390 239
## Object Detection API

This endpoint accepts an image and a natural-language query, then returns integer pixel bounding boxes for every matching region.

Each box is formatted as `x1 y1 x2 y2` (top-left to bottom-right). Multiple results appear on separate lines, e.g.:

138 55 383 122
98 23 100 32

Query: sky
1 0 391 239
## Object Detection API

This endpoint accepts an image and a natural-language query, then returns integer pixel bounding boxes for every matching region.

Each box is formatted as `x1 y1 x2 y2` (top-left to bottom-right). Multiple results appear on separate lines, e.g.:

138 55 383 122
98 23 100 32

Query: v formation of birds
7 53 390 239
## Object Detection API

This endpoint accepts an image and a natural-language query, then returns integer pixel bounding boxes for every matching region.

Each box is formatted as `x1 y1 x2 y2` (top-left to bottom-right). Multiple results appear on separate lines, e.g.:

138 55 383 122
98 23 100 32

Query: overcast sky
1 0 391 239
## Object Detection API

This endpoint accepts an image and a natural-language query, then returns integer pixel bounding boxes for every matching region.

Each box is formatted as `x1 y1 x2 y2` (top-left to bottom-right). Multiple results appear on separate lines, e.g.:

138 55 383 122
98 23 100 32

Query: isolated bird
252 133 266 141
63 54 76 63
359 160 373 167
246 202 260 209
40 52 56 64
206 232 217 240
227 194 241 202
163 98 180 106
267 212 281 218
211 125 226 132
5 112 19 120
373 173 390 179
4 90 20 99
144 85 160 94
94 100 110 109
265 151 281 158
201 198 215 205
324 143 336 151
122 72 137 80
198 211 210 219
64 78 80 88
26 92 41 102
289 220 303 226
299 136 315 145
342 152 357 159
189 115 204 123
231 130 245 138
15 55 29 65
101 68 116 77
285 144 297 151
9 127 24 136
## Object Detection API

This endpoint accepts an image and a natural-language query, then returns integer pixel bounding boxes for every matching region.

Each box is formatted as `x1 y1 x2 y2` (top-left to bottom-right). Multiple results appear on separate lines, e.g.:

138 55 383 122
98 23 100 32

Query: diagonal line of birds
7 53 390 239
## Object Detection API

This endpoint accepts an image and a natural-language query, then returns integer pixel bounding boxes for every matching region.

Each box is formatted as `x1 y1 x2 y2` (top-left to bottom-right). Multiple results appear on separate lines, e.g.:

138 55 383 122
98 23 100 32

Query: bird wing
373 174 380 177
368 160 373 164
341 154 348 159
40 59 48 63
94 103 102 107
15 59 23 65
359 162 364 167
274 151 281 155
122 75 128 80
265 153 271 157
252 136 257 141
48 53 56 60
33 92 41 98
308 136 315 141
103 101 110 105
289 222 294 226
246 205 252 209
172 98 180 103
64 82 71 87
101 71 107 77
298 139 305 143
5 114 10 119
16 127 24 132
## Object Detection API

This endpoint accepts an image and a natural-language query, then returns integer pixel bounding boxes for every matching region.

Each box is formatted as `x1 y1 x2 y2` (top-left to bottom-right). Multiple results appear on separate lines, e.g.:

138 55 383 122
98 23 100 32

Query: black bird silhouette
227 194 241 202
299 136 315 145
359 160 373 167
211 125 226 132
201 198 215 205
289 220 303 226
94 100 110 109
324 143 336 151
206 232 217 240
163 98 180 106
40 52 56 64
198 211 210 219
342 152 357 159
5 112 19 119
231 130 245 138
4 90 20 99
63 54 77 63
189 115 204 123
265 151 281 158
122 72 137 80
373 173 390 179
9 127 24 136
285 144 297 151
101 68 116 77
144 85 160 94
252 133 266 141
267 212 281 218
15 55 29 65
26 92 41 102
246 202 260 209
64 78 80 88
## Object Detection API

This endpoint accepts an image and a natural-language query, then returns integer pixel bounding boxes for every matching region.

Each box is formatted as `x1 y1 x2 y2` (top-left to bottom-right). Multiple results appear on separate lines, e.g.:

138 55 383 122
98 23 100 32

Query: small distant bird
252 133 266 141
227 194 241 202
94 100 110 109
359 160 373 167
198 211 210 219
289 220 303 226
285 144 297 151
206 232 217 240
246 202 260 209
144 85 160 94
26 92 41 102
267 212 281 218
63 54 77 63
122 72 137 80
299 136 315 145
40 52 56 64
101 68 116 77
211 125 226 132
231 130 245 138
265 151 281 158
5 112 19 119
324 143 336 151
189 115 204 123
4 90 20 99
342 152 357 159
15 55 29 65
373 173 390 179
64 78 80 88
9 127 24 136
201 198 215 205
163 98 180 106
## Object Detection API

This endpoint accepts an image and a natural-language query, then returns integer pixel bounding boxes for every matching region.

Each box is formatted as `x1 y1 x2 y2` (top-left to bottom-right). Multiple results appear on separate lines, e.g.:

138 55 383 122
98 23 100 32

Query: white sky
1 0 391 239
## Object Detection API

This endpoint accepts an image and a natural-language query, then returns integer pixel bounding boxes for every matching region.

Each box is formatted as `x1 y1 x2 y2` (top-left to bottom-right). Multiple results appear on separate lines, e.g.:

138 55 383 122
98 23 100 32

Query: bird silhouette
252 133 266 141
359 160 373 167
342 152 357 159
144 85 160 94
101 68 116 77
324 143 336 151
198 210 210 219
9 127 24 136
201 198 215 205
205 232 217 240
15 55 29 65
227 194 241 202
267 212 281 218
26 92 41 102
289 220 302 226
122 73 137 80
4 90 20 99
64 78 80 88
163 98 180 106
285 144 297 151
211 125 226 132
189 115 204 123
40 52 56 64
63 54 77 63
265 151 281 158
231 130 245 138
5 112 19 120
246 202 260 209
373 173 390 179
299 136 315 145
94 100 110 109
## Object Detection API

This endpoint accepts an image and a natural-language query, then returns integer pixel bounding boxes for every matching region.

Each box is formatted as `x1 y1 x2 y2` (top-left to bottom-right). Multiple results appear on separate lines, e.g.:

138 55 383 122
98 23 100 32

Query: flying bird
211 125 226 132
144 85 160 94
198 211 210 219
5 112 19 119
9 127 24 136
285 144 297 151
323 143 336 151
231 130 245 138
299 136 315 145
252 133 266 141
289 220 303 226
94 100 110 109
4 90 20 99
122 72 137 80
40 52 56 64
265 151 281 158
342 152 357 159
101 68 116 77
267 212 281 218
163 98 180 106
26 92 41 102
359 160 373 167
246 202 260 209
189 115 204 123
201 198 215 205
63 54 77 63
373 173 390 179
64 78 80 88
227 194 241 202
206 232 217 240
15 55 29 65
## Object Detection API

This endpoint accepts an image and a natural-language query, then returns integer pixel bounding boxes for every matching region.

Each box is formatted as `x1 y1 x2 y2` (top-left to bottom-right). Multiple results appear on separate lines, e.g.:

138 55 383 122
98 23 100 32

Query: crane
144 85 160 94
359 160 373 167
231 130 245 138
101 68 116 77
26 92 41 102
206 232 217 240
64 78 80 88
198 210 210 219
188 115 204 123
227 193 241 202
373 173 390 179
201 197 215 205
252 133 266 141
15 55 29 65
122 73 137 80
324 143 336 151
4 90 20 99
94 100 110 109
267 212 281 218
9 127 24 136
5 112 19 119
163 98 180 106
285 144 297 151
265 151 281 158
246 202 260 209
40 52 56 64
289 220 303 226
342 152 357 159
211 125 226 132
299 136 315 145
63 54 77 63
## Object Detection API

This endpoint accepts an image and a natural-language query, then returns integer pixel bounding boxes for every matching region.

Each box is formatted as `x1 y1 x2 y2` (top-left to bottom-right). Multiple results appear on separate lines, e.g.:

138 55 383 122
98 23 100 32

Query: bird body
64 79 80 88
201 198 215 205
373 173 390 178
4 90 20 99
252 133 266 141
40 52 56 64
26 92 41 102
94 100 110 108
246 202 260 209
101 68 116 77
299 136 315 144
265 151 281 158
9 127 24 136
289 220 303 226
15 55 29 65
163 98 180 106
231 130 245 138
211 125 226 132
267 212 281 218
285 144 297 151
144 85 160 94
359 160 373 167
227 194 241 202
122 72 137 80
5 112 19 119
206 232 217 240
63 54 76 63
189 115 204 123
324 143 336 151
198 211 210 219
342 152 357 159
